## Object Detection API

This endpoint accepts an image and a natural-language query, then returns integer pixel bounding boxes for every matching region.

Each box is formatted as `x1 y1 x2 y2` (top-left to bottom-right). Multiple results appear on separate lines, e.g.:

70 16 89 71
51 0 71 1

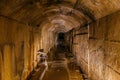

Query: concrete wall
66 11 120 80
0 16 41 80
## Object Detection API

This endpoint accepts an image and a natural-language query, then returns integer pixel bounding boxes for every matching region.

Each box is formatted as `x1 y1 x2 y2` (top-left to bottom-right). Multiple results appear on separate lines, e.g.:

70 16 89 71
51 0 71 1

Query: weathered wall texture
89 11 120 80
66 11 120 80
73 26 89 75
40 23 56 53
0 16 41 80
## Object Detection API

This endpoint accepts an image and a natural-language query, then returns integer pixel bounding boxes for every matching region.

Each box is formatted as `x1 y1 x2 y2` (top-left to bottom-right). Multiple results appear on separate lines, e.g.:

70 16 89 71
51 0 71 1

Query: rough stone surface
0 0 120 80
66 11 120 80
0 16 42 80
89 11 120 80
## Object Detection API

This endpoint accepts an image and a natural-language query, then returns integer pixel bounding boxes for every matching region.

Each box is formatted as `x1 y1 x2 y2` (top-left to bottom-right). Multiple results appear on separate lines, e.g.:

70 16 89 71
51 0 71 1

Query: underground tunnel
0 0 120 80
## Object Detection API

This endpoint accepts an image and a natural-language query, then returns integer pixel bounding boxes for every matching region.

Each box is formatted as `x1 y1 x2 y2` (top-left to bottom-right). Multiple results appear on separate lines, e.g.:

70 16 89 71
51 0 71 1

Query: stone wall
74 26 89 75
0 16 41 80
66 11 120 80
89 11 120 80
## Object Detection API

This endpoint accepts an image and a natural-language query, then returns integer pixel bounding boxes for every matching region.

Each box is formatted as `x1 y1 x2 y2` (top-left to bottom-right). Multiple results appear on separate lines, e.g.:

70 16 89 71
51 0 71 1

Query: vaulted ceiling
0 0 120 29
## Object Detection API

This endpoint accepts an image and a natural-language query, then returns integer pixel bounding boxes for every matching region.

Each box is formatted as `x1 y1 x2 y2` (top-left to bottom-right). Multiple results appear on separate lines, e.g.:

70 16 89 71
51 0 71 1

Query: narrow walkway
43 53 69 80
43 53 83 80
27 49 83 80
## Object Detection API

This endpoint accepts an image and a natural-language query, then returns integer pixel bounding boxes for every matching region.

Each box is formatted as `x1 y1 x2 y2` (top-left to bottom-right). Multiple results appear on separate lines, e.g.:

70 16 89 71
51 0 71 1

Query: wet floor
43 62 69 80
43 53 83 80
27 51 83 80
27 64 46 80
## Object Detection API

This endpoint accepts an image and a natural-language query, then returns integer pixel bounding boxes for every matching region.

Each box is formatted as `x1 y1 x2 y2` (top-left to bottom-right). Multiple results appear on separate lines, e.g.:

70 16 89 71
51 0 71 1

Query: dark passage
43 42 83 80
1 1 120 80
57 33 67 52
27 32 83 80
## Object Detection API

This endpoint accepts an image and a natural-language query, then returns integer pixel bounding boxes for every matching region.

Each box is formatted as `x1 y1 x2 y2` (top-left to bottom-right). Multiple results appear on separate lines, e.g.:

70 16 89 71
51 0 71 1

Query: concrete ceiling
0 0 120 30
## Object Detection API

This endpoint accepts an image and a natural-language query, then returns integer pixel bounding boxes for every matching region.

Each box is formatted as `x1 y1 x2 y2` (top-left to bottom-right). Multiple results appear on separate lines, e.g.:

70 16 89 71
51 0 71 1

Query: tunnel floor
27 47 83 80
43 59 69 80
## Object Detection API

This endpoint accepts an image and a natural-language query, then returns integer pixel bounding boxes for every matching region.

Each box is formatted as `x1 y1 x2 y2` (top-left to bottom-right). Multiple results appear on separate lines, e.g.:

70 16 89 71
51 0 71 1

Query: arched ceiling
40 14 80 32
0 0 120 29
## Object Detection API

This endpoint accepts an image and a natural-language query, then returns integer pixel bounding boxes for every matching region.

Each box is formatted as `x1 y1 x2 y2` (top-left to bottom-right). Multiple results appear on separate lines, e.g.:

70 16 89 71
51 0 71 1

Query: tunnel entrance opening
56 32 69 53
57 32 65 41
57 32 65 47
49 32 71 61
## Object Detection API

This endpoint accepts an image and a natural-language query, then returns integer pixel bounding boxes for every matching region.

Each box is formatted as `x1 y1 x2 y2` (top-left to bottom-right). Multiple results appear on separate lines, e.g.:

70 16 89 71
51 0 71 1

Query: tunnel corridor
1 0 120 80
27 41 83 80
